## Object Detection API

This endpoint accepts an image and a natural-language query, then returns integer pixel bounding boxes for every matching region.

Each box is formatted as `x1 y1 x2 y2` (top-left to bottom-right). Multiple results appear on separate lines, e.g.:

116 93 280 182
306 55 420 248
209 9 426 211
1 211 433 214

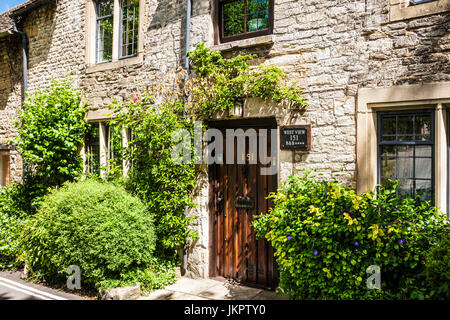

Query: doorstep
140 277 286 300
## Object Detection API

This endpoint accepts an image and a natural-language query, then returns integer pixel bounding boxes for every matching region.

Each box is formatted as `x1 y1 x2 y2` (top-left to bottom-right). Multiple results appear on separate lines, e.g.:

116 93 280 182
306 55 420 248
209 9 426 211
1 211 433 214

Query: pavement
0 271 85 300
140 277 287 300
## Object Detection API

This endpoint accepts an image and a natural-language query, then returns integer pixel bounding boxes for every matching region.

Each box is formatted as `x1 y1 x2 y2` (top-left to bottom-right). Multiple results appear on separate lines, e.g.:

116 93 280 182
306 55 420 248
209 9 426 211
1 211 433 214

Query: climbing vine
185 43 308 118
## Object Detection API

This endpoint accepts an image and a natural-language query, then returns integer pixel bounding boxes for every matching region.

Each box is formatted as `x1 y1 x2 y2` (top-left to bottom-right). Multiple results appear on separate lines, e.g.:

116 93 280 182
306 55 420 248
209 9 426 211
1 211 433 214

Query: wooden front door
209 120 278 288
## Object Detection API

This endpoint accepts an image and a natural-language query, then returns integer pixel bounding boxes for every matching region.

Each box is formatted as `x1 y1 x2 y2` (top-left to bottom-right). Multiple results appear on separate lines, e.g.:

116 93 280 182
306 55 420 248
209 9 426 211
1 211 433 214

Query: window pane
98 0 114 17
415 114 432 141
416 180 432 202
397 115 414 140
397 157 413 179
224 0 245 37
380 145 396 157
397 179 414 198
415 145 432 157
121 0 139 57
97 17 113 62
247 0 269 32
96 0 114 63
397 145 413 158
381 157 396 178
85 124 100 176
415 158 432 179
382 116 396 137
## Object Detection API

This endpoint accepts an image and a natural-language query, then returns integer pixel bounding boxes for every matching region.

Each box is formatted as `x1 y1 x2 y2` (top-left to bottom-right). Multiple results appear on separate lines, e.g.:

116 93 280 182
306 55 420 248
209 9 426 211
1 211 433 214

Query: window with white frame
120 0 139 58
84 122 128 176
91 0 141 65
96 0 114 63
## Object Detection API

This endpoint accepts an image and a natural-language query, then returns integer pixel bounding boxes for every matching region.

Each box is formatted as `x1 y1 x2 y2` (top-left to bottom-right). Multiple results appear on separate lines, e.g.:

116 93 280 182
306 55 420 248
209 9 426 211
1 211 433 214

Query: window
90 0 141 68
0 152 10 187
120 0 139 58
218 0 273 43
84 122 129 177
96 0 114 63
85 123 101 175
378 110 434 202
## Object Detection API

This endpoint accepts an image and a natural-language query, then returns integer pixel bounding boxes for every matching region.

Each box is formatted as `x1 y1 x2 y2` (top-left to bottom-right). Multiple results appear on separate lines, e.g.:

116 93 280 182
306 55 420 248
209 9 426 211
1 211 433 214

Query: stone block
99 283 141 300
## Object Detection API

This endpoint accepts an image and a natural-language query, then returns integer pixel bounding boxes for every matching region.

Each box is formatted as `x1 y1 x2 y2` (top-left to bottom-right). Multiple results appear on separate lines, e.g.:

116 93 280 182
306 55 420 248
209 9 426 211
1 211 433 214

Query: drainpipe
185 0 191 80
11 18 28 99
182 0 192 274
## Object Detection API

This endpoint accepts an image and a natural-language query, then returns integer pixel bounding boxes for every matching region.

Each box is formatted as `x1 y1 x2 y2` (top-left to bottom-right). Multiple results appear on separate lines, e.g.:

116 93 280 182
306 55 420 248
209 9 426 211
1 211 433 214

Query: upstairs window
219 0 273 43
96 0 114 63
120 0 139 58
91 0 141 66
378 110 434 203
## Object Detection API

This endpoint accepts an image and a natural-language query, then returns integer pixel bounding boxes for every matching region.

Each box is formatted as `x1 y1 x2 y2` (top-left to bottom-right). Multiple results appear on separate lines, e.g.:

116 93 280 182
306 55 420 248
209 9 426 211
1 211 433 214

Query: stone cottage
0 0 449 288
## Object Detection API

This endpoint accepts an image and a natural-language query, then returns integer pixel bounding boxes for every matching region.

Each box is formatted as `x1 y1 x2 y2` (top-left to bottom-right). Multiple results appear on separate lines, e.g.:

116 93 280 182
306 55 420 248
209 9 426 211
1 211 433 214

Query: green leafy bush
111 98 198 252
22 179 156 289
0 182 36 269
422 228 450 299
253 171 449 300
14 78 87 192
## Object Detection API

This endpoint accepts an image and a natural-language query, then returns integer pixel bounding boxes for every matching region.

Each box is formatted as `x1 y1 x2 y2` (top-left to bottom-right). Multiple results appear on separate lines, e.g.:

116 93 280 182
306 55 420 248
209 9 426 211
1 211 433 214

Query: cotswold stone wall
0 0 448 278
0 35 23 183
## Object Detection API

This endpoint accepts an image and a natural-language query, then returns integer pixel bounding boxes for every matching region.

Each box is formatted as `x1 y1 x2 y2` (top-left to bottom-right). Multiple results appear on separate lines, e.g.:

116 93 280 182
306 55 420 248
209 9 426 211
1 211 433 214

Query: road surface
0 271 84 300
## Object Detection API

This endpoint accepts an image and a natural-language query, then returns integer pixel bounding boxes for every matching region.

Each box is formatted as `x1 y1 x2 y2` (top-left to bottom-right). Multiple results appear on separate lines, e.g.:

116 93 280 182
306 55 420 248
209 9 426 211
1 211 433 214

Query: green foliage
22 179 156 289
186 43 307 117
253 171 449 300
14 78 88 191
422 228 450 299
0 183 31 269
110 98 198 252
100 256 177 291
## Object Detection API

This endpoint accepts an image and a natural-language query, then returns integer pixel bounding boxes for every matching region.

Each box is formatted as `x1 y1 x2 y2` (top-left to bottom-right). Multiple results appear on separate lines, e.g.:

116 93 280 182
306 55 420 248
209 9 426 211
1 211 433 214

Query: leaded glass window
96 0 114 63
219 0 272 43
378 110 434 203
85 123 101 176
120 0 139 58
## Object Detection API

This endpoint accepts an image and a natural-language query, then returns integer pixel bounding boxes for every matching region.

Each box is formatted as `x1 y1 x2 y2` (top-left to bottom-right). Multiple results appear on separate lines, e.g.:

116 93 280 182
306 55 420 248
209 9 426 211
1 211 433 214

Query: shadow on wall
149 0 190 70
0 35 22 111
400 15 450 84
24 4 56 72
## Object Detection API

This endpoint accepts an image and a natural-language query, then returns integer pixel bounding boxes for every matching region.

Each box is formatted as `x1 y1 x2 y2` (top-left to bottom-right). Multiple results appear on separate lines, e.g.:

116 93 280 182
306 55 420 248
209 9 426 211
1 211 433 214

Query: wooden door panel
211 125 277 288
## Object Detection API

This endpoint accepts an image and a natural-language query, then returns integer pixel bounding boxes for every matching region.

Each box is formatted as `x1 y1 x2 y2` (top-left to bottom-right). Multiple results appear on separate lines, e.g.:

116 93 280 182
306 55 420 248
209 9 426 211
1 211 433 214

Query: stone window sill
86 53 143 74
389 0 450 22
211 34 274 52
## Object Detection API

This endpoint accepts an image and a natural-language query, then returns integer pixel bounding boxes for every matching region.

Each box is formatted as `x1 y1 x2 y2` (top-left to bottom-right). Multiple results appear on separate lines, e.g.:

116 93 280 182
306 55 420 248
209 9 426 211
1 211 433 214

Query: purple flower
393 207 397 212
313 250 318 256
324 193 328 198
421 225 426 230
354 241 360 247
340 209 343 214
349 210 353 214
398 239 405 245
301 206 305 211
287 236 292 241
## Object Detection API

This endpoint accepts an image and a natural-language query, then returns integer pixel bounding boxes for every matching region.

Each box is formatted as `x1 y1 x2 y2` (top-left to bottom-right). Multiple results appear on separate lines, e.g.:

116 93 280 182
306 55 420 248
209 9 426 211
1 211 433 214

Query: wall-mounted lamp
231 97 244 117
